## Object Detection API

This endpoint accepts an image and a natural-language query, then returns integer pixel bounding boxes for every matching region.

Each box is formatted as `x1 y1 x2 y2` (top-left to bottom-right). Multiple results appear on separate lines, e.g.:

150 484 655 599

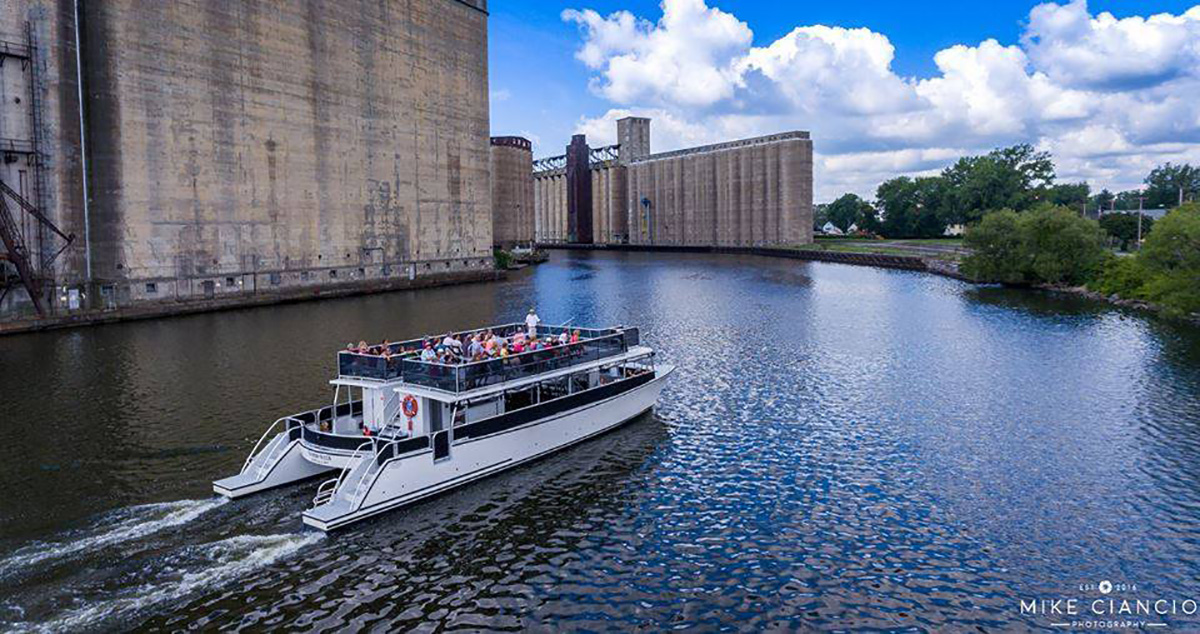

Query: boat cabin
291 323 652 466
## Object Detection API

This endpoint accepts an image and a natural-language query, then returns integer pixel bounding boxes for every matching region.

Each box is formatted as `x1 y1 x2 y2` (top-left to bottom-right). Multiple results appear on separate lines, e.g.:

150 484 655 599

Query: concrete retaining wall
538 242 939 275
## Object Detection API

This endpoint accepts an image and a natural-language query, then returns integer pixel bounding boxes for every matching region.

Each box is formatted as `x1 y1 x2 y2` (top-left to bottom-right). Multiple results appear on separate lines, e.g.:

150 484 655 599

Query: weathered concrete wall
590 163 626 244
489 136 533 248
626 132 813 247
0 0 88 318
534 169 567 243
2 0 492 322
616 116 650 161
534 121 812 248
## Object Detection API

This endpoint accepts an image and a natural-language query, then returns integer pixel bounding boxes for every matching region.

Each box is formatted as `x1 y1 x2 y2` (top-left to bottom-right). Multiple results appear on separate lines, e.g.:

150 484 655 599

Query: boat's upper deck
336 323 642 393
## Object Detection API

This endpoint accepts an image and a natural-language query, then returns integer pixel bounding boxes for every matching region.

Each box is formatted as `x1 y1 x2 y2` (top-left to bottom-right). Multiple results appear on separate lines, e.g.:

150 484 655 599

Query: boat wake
0 498 228 576
11 532 321 633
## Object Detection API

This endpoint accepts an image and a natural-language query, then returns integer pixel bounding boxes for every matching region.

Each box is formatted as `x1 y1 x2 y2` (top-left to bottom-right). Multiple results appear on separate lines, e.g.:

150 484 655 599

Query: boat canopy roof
335 323 642 394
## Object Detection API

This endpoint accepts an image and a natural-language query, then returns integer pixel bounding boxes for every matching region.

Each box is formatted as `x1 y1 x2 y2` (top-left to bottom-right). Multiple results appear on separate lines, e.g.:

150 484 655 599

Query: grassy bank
795 238 965 261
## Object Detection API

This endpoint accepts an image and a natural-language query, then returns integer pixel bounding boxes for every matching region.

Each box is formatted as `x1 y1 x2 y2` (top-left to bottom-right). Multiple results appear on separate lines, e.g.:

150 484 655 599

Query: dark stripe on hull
456 370 655 441
312 392 661 531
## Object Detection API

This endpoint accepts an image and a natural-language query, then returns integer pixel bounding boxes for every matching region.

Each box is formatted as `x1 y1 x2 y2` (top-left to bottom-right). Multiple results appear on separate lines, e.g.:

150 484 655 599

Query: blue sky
488 1 1200 202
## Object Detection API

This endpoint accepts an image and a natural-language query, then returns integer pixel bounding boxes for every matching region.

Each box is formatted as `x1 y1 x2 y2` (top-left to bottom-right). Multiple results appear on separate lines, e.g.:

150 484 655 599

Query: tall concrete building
533 118 813 247
489 136 533 248
0 0 493 322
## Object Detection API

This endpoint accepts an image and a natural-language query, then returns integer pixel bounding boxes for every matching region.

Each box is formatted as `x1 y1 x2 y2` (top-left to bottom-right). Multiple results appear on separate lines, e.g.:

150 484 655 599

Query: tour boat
212 323 673 531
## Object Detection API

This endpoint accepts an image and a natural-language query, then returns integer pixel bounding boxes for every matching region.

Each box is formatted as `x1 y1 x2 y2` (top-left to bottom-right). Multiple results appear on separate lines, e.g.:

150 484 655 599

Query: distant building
490 137 534 249
532 117 814 247
1101 208 1171 220
821 222 843 236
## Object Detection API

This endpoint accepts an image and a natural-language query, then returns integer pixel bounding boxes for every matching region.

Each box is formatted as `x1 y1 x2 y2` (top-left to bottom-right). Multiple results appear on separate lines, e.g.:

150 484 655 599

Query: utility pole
1137 194 1146 249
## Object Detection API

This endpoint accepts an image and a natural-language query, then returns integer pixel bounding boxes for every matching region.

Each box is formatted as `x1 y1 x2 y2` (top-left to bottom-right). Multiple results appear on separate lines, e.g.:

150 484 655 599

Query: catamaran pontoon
213 323 673 531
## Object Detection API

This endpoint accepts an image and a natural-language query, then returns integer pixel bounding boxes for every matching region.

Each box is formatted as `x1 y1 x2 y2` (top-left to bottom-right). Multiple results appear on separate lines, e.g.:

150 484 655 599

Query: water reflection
1 250 1199 630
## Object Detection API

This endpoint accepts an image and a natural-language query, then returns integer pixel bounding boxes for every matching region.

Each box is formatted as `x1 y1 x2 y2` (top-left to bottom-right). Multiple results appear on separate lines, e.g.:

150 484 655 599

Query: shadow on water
142 412 671 632
963 284 1114 320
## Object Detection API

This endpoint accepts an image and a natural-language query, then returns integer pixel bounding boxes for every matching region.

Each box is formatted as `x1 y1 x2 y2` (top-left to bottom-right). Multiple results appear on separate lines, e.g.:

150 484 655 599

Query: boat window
465 397 500 424
540 376 569 401
505 386 537 412
429 401 444 432
570 372 591 394
598 364 622 385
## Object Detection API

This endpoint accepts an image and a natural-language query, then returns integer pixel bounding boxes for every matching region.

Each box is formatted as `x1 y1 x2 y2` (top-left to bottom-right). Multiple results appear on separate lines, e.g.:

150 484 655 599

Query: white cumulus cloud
562 0 1200 202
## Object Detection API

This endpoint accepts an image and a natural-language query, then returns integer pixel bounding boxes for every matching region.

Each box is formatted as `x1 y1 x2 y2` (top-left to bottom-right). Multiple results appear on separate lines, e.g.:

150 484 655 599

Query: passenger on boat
468 335 485 361
571 330 581 344
420 341 437 362
525 308 540 336
441 332 463 357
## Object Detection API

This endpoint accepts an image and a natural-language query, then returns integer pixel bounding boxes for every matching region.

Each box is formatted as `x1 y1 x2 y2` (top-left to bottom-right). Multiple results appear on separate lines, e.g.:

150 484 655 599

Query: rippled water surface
2 251 1200 631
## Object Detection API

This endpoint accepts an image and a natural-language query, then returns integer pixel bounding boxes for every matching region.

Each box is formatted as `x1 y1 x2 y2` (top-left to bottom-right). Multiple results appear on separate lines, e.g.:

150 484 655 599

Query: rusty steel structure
0 21 67 316
0 178 74 314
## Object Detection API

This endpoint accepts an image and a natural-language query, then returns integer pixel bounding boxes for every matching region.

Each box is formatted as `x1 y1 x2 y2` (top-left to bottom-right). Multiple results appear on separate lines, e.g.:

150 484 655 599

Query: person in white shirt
525 308 541 337
440 332 463 361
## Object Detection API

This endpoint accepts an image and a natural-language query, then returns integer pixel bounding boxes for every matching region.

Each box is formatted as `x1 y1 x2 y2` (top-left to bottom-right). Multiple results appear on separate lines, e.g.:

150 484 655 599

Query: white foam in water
29 533 322 633
0 498 229 574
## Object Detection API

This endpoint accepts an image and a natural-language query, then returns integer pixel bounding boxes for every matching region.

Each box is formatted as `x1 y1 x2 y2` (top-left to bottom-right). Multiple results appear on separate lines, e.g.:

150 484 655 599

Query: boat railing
336 325 641 393
312 440 374 507
242 416 304 476
348 436 403 510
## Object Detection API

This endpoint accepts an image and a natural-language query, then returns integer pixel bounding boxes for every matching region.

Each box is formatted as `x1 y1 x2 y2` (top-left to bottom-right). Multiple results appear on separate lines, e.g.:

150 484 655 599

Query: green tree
1136 203 1200 316
1113 190 1144 210
1090 255 1150 298
1046 182 1090 211
940 144 1056 223
813 203 829 231
961 206 1106 285
875 176 948 238
961 209 1027 283
1144 163 1200 209
1098 212 1154 251
1141 203 1200 271
826 193 874 233
1090 188 1115 213
1021 206 1106 285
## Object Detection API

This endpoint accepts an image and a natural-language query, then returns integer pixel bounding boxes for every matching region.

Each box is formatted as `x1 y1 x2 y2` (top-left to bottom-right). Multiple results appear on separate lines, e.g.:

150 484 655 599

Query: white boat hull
213 436 334 499
303 364 673 531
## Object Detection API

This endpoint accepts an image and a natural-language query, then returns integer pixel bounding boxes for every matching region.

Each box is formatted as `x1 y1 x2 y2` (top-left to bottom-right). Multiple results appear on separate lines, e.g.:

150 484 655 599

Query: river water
2 251 1199 631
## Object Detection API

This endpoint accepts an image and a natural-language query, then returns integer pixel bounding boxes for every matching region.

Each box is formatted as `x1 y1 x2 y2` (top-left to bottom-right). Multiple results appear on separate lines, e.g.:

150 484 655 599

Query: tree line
815 147 1200 239
813 148 1200 318
960 202 1199 318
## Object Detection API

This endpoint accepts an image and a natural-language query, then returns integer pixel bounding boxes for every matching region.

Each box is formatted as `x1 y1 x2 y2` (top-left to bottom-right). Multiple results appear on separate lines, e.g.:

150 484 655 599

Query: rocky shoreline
1038 283 1200 325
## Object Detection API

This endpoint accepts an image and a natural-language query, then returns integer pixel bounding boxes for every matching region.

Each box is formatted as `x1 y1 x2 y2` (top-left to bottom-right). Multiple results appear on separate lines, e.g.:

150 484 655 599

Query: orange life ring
402 394 419 418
